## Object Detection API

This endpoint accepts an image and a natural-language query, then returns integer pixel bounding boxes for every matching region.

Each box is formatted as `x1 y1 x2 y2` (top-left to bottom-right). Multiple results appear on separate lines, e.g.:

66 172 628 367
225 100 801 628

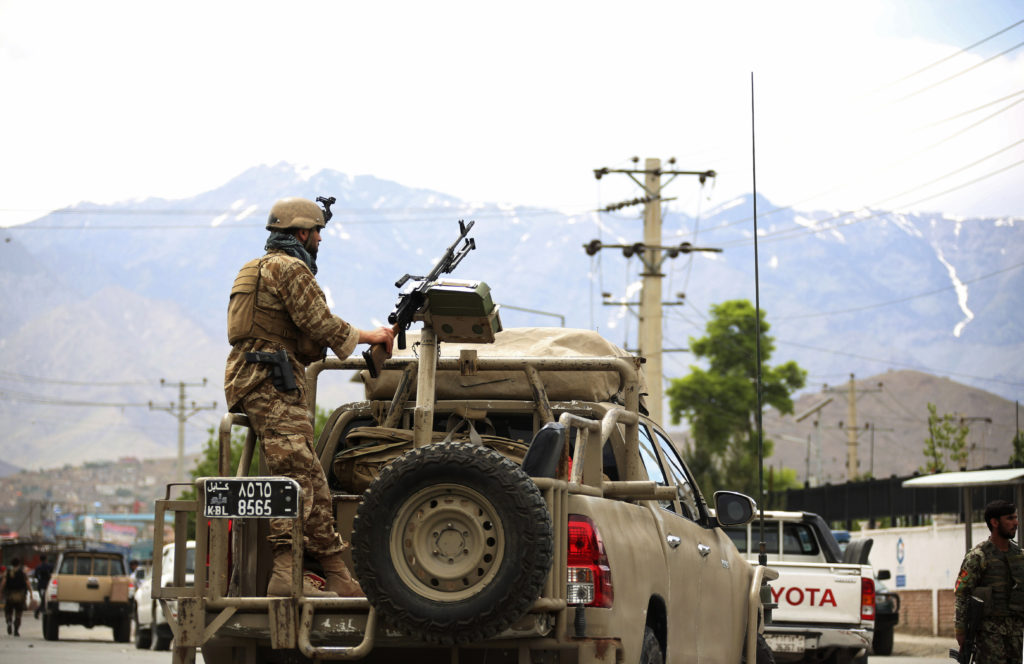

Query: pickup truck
833 530 899 656
725 511 881 663
152 318 777 663
135 540 195 650
42 549 133 643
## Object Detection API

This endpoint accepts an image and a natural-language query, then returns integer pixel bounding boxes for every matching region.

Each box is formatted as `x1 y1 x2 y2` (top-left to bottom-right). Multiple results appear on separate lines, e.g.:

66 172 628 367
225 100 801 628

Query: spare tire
352 441 553 645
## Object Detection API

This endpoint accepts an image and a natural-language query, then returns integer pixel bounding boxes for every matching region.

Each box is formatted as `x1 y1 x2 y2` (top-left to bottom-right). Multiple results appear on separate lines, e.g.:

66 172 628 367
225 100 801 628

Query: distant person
224 196 393 598
954 499 1024 663
1 558 29 636
32 554 53 618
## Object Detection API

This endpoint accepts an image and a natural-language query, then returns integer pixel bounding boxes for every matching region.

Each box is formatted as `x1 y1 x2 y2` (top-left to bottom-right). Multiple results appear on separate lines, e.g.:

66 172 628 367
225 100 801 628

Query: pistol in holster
245 348 298 392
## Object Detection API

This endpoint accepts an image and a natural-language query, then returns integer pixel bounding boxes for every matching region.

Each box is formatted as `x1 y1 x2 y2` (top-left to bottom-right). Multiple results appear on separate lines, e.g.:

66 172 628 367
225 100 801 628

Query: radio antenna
751 72 768 569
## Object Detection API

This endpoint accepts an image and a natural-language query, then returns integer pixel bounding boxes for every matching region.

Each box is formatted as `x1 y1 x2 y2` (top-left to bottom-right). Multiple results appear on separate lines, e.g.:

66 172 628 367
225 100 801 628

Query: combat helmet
266 197 325 231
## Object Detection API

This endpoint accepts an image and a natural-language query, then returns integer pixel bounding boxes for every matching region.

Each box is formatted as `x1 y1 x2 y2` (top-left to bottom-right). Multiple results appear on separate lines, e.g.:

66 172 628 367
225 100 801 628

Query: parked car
873 576 901 656
134 541 195 651
129 564 147 601
43 549 133 642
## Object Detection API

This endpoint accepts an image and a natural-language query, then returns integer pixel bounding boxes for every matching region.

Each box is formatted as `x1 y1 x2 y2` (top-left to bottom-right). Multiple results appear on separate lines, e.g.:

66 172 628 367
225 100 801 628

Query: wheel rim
390 482 505 601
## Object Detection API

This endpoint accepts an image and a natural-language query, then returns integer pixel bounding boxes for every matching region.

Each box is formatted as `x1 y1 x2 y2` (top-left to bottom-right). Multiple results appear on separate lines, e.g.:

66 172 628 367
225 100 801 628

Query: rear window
58 554 126 575
724 522 822 557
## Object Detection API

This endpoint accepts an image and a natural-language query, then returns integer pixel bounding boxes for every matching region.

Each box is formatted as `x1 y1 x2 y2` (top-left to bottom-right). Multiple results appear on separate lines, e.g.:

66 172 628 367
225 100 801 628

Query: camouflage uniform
225 250 359 557
955 539 1024 664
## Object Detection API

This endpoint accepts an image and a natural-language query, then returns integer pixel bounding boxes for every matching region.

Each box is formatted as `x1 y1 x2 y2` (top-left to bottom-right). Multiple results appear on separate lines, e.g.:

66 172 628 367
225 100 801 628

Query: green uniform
955 539 1024 664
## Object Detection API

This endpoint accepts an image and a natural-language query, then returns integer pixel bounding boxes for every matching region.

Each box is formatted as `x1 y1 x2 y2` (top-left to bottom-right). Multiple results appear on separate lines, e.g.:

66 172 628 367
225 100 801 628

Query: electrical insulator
622 242 644 258
584 239 602 256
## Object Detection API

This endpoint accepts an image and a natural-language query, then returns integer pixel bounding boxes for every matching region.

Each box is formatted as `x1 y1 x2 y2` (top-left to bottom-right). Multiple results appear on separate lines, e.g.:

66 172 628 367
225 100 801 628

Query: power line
0 389 151 408
870 19 1024 93
916 88 1024 131
0 371 159 387
775 261 1024 320
893 38 1024 103
867 390 923 425
776 339 1024 390
705 107 1024 239
717 156 1024 248
686 23 1024 234
1 206 576 230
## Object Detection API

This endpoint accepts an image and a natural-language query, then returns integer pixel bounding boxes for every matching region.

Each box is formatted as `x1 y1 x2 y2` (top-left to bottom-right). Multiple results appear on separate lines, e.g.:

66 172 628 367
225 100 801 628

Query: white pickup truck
725 510 883 663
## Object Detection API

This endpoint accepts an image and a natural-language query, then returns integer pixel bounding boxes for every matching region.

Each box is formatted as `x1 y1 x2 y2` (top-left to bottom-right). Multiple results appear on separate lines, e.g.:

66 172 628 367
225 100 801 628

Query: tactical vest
977 540 1024 617
227 257 325 364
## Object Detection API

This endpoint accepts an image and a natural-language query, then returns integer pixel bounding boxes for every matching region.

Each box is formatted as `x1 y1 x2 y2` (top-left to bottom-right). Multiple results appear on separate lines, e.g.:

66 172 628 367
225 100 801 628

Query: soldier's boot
321 553 365 597
266 551 338 598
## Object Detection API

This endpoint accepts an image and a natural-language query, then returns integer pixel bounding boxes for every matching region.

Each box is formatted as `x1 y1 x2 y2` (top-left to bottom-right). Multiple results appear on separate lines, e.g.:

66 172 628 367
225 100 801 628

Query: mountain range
1 162 1021 475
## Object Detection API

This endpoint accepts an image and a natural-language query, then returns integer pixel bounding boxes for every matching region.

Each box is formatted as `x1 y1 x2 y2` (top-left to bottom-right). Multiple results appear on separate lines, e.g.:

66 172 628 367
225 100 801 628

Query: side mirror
877 569 891 581
714 491 756 526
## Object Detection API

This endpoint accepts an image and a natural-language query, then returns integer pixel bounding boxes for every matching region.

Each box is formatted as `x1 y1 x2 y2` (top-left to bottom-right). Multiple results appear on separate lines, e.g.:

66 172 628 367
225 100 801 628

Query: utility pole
863 422 895 478
958 415 993 468
149 378 218 483
587 157 717 423
795 397 833 487
825 374 883 481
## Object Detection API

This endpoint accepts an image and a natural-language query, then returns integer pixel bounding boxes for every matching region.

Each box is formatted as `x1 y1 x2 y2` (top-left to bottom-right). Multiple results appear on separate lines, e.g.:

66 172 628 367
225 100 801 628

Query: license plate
203 477 300 518
765 633 805 653
59 602 80 612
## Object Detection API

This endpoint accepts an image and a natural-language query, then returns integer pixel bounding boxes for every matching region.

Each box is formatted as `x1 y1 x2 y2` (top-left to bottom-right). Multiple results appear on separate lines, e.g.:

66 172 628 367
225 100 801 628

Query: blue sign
896 537 905 564
896 574 906 588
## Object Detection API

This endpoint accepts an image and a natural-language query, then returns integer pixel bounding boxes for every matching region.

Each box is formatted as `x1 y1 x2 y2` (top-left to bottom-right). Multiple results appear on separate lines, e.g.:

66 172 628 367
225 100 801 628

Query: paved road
1 615 958 664
0 615 190 664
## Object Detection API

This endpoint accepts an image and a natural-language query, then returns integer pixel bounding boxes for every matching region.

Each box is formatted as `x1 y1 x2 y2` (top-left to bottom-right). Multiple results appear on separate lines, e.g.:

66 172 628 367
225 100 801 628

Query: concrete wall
855 521 990 636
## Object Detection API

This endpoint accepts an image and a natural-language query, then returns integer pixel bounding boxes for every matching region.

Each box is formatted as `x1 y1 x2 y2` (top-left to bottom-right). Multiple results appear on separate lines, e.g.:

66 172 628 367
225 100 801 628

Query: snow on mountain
1 163 1020 472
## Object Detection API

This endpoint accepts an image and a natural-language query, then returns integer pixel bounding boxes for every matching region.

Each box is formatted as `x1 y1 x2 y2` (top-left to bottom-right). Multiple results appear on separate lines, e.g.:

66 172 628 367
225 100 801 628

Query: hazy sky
1 1 1022 226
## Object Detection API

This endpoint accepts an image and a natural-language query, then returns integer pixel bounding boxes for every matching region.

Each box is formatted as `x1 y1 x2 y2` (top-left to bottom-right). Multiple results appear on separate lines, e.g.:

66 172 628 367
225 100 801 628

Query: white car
134 541 194 651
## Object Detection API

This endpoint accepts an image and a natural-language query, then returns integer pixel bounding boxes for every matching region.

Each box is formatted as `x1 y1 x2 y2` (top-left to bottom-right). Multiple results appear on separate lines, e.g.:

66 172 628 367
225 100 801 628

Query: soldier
954 499 1024 663
225 197 394 598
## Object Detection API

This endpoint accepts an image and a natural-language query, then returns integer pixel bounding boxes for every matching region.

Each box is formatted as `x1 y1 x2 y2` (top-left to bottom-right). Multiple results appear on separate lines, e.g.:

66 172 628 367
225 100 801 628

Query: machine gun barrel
363 220 477 377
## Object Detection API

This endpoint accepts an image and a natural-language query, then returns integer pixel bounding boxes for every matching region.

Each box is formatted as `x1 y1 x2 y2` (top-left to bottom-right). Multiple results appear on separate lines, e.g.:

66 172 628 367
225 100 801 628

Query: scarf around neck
265 231 317 275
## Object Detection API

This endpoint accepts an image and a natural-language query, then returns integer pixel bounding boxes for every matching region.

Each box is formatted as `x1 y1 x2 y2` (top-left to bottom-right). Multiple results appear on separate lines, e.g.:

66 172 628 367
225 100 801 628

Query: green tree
920 402 970 473
178 405 333 537
188 404 333 481
1012 430 1024 465
666 299 806 502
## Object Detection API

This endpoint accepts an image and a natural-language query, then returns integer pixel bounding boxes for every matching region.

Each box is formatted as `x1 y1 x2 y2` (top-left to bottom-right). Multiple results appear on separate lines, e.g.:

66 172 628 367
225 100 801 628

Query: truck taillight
47 578 58 602
567 514 612 608
861 577 876 621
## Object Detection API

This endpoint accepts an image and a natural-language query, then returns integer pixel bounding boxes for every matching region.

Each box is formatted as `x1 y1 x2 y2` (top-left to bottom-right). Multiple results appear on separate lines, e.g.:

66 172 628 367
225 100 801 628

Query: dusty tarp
359 327 648 405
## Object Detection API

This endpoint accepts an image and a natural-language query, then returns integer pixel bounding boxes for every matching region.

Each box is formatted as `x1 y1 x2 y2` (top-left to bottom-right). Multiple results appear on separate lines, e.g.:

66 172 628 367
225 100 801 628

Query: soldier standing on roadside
954 499 1024 663
225 197 394 598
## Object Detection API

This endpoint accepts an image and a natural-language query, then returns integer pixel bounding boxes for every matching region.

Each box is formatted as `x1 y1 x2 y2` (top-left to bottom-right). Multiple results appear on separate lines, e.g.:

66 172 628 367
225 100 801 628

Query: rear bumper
49 601 132 626
765 623 872 656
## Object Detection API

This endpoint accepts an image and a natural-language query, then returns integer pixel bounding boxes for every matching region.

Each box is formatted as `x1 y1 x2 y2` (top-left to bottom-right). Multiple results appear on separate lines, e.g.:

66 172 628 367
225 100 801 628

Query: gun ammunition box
425 280 502 343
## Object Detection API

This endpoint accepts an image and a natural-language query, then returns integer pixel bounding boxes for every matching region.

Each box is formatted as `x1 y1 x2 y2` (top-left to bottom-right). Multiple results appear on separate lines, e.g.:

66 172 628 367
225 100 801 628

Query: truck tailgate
59 576 115 603
768 562 864 625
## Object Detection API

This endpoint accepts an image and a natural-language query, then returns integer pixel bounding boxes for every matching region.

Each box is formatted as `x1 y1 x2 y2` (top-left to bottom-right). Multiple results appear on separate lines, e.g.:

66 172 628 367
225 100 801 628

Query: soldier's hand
360 326 395 355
